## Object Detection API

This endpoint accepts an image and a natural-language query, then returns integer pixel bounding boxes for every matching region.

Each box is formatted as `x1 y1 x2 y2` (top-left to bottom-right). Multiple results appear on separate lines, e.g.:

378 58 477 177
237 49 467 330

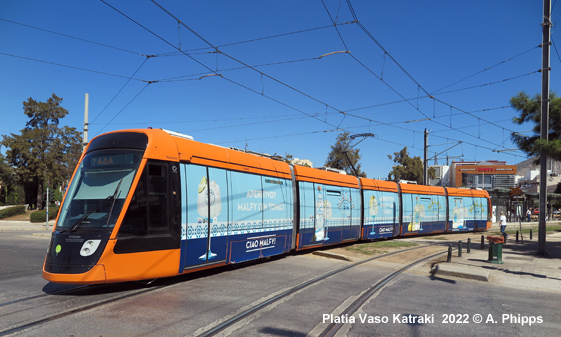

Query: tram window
148 163 169 234
119 160 171 237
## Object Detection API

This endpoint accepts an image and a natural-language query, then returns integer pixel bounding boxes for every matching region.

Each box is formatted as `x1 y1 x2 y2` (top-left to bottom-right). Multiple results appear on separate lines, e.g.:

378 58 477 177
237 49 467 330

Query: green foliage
51 188 63 203
0 205 26 219
387 147 435 184
0 154 19 205
324 131 366 177
1 94 82 208
510 91 561 159
5 185 25 206
30 205 59 223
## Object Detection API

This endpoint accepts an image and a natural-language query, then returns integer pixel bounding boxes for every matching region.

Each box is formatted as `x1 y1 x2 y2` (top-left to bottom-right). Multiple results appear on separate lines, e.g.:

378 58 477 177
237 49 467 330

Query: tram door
181 164 228 270
325 187 351 242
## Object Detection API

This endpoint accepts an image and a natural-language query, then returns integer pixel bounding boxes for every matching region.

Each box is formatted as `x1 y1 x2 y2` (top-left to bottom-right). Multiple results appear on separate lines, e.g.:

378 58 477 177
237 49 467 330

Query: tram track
0 285 90 308
1 243 446 336
0 283 167 336
316 249 447 337
195 243 442 337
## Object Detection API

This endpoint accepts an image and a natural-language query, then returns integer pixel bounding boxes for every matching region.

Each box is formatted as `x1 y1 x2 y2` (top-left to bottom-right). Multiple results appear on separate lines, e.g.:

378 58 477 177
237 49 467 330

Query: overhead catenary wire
321 0 527 156
7 2 532 153
430 45 541 94
0 17 148 57
15 0 532 161
0 51 148 82
101 0 345 130
341 0 526 140
147 0 352 122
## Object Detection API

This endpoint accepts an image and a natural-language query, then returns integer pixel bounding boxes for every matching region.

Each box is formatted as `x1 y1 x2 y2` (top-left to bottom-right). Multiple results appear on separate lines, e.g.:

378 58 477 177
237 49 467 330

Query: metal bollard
447 244 452 262
503 232 507 244
481 235 485 249
530 229 533 240
467 238 471 253
458 240 462 257
516 231 519 242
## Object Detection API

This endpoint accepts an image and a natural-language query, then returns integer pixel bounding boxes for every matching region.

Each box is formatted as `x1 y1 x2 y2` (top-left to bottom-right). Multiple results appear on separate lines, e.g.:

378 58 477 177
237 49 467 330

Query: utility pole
424 129 428 185
83 93 89 150
45 187 49 230
538 0 551 255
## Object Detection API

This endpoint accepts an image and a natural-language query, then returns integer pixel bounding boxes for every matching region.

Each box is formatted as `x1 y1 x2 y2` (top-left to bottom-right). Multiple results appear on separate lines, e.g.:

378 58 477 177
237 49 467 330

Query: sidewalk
0 219 54 232
432 232 561 293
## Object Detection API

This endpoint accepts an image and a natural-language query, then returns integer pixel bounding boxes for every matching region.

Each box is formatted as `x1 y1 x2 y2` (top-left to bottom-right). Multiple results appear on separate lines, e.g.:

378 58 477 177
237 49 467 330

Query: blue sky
1 1 559 179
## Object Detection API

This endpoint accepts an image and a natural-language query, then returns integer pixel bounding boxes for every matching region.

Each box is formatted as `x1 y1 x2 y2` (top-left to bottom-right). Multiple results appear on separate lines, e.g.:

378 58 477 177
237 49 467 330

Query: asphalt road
0 231 48 281
1 231 560 336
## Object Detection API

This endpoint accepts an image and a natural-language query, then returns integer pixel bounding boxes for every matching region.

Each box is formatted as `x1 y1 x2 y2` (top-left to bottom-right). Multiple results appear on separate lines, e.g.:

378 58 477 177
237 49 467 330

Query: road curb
312 250 353 262
431 263 490 282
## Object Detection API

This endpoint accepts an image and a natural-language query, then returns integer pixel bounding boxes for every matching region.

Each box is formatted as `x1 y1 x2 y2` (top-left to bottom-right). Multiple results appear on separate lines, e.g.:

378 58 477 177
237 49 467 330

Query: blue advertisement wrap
402 194 447 234
178 163 489 272
363 190 399 239
180 164 293 271
298 182 360 248
449 196 488 231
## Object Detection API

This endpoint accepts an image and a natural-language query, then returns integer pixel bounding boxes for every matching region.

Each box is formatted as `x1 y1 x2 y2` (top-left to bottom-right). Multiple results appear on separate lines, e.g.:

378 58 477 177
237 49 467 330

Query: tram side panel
446 190 490 232
296 181 361 249
298 181 316 248
362 189 400 239
227 171 293 263
448 196 474 231
180 164 229 270
179 163 293 271
348 187 361 241
474 196 489 230
401 192 447 236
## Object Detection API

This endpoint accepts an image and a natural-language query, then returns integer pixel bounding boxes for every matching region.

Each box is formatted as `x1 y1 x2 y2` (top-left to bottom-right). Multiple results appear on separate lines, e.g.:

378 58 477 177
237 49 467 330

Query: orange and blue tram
43 129 492 284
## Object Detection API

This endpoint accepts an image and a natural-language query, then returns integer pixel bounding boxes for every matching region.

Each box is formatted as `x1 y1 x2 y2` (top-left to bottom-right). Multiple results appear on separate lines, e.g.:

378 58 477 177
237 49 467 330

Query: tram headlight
80 240 101 257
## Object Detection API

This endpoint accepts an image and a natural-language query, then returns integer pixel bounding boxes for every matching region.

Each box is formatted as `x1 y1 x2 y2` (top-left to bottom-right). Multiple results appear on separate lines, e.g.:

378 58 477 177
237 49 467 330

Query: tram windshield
56 149 144 232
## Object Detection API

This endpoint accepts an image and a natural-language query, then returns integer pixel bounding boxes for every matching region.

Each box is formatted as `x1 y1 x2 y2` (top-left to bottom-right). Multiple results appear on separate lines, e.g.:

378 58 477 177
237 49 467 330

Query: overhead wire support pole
538 0 551 256
424 129 428 185
83 93 89 150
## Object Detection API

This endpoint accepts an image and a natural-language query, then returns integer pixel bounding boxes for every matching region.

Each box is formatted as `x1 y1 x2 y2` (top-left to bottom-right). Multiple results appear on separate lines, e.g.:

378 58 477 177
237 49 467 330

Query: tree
387 147 435 184
511 91 561 159
2 94 82 208
325 132 366 177
0 154 19 205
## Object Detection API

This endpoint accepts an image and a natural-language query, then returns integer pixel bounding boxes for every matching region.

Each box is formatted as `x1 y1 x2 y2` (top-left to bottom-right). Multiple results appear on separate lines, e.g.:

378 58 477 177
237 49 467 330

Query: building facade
449 160 517 189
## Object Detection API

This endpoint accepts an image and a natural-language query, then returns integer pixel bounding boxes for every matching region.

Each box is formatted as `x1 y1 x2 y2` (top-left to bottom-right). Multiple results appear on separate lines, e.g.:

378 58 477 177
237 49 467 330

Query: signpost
510 186 523 243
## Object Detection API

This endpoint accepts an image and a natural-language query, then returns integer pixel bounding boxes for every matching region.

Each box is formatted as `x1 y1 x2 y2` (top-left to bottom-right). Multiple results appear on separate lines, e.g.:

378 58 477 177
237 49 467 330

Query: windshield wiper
66 179 123 233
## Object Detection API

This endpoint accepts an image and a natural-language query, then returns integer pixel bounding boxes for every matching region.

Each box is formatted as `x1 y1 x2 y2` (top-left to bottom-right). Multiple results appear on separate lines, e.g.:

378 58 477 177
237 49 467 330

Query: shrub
31 206 60 223
0 205 26 219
